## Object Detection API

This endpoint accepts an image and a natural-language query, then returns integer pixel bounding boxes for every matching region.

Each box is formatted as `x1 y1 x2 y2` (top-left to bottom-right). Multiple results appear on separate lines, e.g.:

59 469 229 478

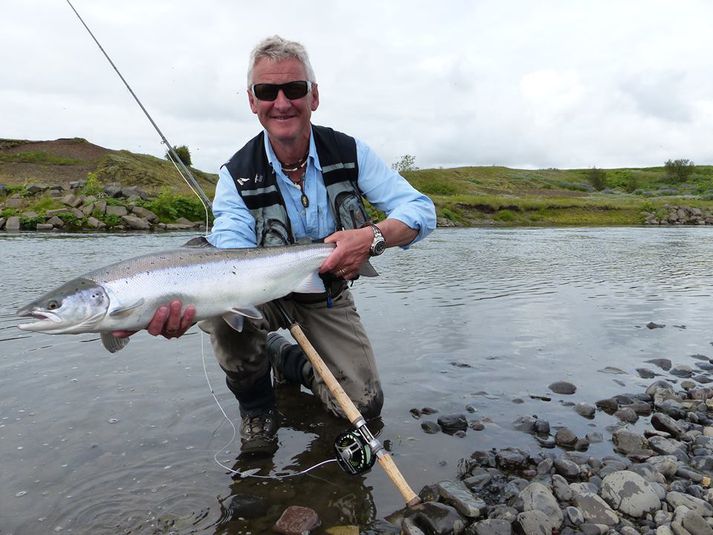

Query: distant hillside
400 164 713 225
0 137 218 197
4 137 713 226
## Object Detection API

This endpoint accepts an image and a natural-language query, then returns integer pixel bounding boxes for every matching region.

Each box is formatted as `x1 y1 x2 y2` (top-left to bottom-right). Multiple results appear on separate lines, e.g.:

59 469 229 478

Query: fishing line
199 332 338 480
64 0 213 221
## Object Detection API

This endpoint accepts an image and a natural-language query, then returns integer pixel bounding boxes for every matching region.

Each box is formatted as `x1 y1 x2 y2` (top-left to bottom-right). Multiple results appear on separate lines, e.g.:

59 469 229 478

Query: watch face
372 239 387 256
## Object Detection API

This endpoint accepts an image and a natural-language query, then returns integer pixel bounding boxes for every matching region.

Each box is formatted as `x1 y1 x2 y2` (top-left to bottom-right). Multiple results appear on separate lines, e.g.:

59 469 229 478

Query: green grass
96 151 217 197
400 164 713 226
0 151 81 165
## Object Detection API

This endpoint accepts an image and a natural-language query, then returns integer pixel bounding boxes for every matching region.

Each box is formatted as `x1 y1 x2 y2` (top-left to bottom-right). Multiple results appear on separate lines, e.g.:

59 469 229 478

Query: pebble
549 381 577 395
273 505 320 535
575 402 596 418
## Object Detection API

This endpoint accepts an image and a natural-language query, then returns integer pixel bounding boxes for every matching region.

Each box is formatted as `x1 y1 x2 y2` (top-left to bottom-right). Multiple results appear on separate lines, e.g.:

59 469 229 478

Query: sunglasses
251 80 312 102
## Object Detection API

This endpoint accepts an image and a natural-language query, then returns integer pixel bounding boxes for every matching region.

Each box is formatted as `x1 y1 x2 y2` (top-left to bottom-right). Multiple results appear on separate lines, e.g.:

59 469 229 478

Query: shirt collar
263 126 321 174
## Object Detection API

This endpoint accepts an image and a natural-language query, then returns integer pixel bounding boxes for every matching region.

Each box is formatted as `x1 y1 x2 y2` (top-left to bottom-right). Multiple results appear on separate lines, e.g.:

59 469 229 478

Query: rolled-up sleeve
207 166 258 249
356 139 436 246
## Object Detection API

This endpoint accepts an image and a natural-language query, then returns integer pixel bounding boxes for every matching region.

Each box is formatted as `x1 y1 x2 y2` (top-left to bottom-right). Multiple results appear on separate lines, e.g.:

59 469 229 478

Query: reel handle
288 321 420 507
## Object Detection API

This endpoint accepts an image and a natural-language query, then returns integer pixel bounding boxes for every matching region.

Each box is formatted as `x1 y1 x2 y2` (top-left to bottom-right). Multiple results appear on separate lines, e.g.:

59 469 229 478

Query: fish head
16 278 110 334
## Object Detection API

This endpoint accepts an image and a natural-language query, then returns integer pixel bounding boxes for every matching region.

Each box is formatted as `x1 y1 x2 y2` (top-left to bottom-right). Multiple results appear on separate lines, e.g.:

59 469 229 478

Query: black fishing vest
223 125 369 247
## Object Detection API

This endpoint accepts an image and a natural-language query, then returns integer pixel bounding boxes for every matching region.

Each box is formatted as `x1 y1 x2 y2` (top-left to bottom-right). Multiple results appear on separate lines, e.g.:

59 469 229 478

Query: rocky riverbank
370 356 713 535
643 205 713 226
0 180 206 232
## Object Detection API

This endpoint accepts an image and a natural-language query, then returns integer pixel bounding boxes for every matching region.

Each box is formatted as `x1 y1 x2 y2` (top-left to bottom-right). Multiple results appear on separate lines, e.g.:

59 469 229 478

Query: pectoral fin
108 298 145 317
222 306 263 332
293 272 327 294
101 332 130 353
358 260 378 277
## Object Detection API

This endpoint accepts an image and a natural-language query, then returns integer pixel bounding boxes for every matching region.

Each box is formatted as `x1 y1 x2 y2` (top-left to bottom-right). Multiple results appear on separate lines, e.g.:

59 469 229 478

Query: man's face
248 57 319 147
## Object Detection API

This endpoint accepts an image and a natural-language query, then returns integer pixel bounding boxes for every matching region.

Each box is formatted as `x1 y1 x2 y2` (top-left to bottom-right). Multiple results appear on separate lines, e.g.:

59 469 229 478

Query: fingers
146 300 196 339
319 228 371 275
112 329 137 338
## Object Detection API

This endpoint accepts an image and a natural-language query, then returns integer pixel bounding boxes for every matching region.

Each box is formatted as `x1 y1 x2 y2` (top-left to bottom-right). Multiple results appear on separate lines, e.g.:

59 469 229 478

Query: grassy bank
3 137 713 227
403 165 713 225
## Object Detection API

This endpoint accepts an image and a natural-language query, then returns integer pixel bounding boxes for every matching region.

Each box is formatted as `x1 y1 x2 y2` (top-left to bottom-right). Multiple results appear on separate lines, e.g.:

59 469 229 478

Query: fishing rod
275 300 421 507
64 0 213 213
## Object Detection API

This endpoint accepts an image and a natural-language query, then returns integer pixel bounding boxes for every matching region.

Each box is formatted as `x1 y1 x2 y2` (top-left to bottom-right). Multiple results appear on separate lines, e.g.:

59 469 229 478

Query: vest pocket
261 218 293 247
334 191 369 231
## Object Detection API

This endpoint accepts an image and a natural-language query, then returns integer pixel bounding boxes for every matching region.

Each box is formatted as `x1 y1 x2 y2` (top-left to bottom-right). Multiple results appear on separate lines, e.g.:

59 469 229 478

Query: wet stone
555 428 578 448
421 421 441 434
549 381 577 395
554 457 580 479
519 482 563 528
515 509 559 535
573 493 620 526
679 508 713 535
646 380 675 397
671 365 694 378
637 368 658 378
405 502 466 535
651 412 684 437
513 416 537 434
226 493 269 519
575 402 596 419
273 505 321 535
600 470 661 518
666 491 713 517
470 518 512 535
614 407 639 423
648 436 688 461
595 397 619 414
436 480 484 518
437 414 468 435
496 448 529 470
565 506 585 525
612 429 650 456
533 419 550 435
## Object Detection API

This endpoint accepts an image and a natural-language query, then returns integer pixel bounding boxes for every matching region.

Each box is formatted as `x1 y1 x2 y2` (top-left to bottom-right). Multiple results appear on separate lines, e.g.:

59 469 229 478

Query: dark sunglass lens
253 84 279 101
282 81 309 99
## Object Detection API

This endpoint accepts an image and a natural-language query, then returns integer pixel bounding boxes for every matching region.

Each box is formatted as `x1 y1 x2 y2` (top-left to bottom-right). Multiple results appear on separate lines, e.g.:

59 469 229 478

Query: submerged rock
548 381 577 395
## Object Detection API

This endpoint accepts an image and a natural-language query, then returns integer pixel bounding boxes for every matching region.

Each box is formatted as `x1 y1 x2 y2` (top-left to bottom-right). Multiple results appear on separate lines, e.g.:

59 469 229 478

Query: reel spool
333 427 377 475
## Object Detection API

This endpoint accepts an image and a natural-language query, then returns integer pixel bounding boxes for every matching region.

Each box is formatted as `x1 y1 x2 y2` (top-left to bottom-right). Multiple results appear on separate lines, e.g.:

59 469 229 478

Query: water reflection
3 228 713 533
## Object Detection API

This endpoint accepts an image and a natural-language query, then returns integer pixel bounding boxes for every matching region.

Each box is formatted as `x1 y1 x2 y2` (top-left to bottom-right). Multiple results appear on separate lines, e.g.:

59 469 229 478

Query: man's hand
112 300 196 339
320 227 373 280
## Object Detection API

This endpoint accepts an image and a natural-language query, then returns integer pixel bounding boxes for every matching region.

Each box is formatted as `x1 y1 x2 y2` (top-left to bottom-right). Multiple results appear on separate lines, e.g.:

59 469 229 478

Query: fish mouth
16 308 62 331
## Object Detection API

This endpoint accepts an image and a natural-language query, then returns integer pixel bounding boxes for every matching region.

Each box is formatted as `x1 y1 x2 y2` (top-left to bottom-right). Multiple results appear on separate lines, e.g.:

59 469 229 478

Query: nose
273 89 292 108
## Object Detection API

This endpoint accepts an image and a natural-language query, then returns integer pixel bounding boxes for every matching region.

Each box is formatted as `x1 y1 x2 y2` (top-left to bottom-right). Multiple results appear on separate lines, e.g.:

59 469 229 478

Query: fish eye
47 300 61 310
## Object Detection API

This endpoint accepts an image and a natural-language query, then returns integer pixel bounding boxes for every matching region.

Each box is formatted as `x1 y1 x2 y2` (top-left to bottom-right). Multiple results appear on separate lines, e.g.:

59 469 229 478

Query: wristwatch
368 224 387 256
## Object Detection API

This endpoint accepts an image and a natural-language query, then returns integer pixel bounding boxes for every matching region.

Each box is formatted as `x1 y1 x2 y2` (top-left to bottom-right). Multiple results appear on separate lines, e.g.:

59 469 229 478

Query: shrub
664 159 695 182
392 154 418 173
586 167 607 191
144 188 208 222
81 172 104 196
166 145 192 167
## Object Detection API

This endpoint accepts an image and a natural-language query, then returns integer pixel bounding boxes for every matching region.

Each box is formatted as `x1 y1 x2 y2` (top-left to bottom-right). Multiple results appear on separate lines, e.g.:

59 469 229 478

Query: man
119 35 436 455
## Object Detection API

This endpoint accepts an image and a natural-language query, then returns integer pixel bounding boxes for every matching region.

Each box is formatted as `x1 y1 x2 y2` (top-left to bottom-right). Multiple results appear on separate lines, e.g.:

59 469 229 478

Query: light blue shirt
208 127 436 249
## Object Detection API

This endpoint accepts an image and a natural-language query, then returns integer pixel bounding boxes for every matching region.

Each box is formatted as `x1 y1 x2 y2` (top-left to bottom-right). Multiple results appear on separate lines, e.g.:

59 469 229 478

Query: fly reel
333 421 381 475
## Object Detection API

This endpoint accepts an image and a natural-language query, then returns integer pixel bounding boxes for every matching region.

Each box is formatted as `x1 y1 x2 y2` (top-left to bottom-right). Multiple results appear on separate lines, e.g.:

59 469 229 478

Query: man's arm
320 139 436 279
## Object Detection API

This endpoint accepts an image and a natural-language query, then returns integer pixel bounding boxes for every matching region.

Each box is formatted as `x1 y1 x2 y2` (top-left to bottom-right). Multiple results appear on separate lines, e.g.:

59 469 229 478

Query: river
1 227 713 533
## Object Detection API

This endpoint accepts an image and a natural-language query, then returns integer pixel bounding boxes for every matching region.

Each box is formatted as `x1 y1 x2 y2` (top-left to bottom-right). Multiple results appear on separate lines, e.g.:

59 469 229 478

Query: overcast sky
3 0 712 173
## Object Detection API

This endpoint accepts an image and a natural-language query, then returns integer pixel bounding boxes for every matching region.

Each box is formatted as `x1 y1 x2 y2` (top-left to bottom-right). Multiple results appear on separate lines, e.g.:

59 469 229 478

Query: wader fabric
200 288 384 420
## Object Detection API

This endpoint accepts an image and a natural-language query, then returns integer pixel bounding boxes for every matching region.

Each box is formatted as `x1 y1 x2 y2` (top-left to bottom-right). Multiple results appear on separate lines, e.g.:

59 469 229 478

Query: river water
2 227 713 533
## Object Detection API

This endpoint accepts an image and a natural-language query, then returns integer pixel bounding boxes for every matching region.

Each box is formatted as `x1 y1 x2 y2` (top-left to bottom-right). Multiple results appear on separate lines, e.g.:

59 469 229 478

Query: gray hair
247 35 316 86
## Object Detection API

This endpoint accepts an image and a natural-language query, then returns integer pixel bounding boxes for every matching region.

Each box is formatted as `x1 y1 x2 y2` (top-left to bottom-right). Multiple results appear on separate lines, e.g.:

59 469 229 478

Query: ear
248 89 258 114
310 83 320 112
